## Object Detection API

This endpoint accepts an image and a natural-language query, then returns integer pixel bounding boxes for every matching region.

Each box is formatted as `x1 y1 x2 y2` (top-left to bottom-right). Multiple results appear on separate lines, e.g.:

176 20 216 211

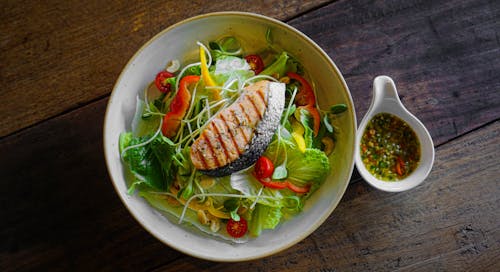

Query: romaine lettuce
287 148 330 193
248 204 282 237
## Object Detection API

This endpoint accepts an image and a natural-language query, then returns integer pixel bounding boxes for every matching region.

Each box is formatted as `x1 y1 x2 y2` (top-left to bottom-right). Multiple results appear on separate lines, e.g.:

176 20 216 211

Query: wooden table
2 0 499 271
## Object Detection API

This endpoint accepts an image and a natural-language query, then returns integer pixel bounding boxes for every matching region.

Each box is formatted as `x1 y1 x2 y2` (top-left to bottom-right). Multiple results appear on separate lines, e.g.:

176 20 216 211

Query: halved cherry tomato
226 217 248 238
245 55 264 74
162 75 199 138
254 156 274 179
155 71 175 93
287 72 320 136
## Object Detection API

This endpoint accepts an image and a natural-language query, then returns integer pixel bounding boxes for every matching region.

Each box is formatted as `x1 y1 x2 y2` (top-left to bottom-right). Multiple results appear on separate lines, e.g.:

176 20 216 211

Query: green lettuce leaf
213 56 254 86
119 132 176 192
260 51 289 78
264 135 330 194
184 65 201 76
248 204 282 237
295 107 314 149
287 148 330 193
150 135 177 190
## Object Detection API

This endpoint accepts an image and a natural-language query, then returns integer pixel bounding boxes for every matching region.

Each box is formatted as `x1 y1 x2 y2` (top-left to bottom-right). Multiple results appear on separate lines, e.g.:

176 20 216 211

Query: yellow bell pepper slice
207 206 230 219
169 186 230 219
199 46 217 87
205 198 230 219
199 46 220 99
291 119 306 153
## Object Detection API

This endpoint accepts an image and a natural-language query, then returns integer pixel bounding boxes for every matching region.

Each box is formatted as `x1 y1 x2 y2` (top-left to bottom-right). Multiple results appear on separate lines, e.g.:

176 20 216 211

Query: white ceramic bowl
104 11 356 261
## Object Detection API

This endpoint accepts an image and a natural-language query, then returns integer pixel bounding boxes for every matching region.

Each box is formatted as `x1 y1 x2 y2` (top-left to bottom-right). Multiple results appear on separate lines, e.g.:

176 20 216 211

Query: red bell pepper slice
254 175 310 194
161 75 199 138
256 177 288 190
286 182 311 194
287 72 320 136
287 72 316 106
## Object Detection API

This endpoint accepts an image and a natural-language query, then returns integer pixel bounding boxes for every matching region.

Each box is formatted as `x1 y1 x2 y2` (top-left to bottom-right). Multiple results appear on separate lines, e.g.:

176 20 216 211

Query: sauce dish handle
372 75 402 109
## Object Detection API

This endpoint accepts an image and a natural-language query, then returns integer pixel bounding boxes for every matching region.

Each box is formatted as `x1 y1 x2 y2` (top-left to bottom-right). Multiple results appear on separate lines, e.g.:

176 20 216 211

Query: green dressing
360 113 420 181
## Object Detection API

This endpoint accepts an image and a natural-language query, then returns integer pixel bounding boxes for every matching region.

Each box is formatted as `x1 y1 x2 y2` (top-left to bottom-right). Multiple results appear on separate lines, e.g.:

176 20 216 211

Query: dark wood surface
1 0 499 271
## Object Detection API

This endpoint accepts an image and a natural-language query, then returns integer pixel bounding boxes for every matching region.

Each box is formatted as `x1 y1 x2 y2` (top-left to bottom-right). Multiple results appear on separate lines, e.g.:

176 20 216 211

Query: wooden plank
151 121 500 271
0 99 183 271
2 94 496 271
288 0 500 146
0 0 330 137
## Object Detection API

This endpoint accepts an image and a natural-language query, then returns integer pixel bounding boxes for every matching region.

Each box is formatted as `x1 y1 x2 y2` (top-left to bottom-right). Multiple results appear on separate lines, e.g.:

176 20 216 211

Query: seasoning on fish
360 112 421 181
190 80 286 176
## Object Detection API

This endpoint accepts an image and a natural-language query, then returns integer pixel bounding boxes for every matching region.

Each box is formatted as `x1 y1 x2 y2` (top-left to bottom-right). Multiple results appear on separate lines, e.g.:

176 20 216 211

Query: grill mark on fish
241 95 261 124
232 108 250 146
249 97 261 119
211 121 233 162
219 114 242 156
192 142 209 169
258 88 268 108
222 110 247 154
257 88 267 107
238 104 257 142
248 91 265 119
203 128 227 168
200 131 219 169
234 104 249 126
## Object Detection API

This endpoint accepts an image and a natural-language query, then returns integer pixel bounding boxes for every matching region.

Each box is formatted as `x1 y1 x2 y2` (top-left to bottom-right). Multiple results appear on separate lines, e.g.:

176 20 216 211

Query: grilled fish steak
190 80 286 176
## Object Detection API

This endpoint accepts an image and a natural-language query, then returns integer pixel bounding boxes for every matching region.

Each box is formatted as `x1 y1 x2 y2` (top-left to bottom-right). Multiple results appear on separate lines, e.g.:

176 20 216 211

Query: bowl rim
103 11 357 261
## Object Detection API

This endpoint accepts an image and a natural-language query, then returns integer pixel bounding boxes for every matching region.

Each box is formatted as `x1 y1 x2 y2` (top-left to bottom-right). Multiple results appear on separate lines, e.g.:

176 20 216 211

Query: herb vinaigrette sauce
360 113 420 181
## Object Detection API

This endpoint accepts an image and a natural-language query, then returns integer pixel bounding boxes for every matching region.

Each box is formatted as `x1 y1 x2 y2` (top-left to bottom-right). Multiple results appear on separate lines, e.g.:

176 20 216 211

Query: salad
119 32 347 242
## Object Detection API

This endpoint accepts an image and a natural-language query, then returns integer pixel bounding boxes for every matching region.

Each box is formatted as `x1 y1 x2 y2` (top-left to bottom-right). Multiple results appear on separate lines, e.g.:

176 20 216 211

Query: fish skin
190 80 285 176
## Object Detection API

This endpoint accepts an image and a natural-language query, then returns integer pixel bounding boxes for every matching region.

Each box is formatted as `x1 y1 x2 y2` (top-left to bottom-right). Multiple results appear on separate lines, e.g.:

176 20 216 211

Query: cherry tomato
254 156 274 179
226 217 247 238
155 71 174 93
245 55 264 74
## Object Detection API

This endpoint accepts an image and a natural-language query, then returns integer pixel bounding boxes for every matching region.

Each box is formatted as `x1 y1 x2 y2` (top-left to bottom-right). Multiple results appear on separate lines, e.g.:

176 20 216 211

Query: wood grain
152 121 500 271
0 0 330 137
288 0 500 146
0 99 183 271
